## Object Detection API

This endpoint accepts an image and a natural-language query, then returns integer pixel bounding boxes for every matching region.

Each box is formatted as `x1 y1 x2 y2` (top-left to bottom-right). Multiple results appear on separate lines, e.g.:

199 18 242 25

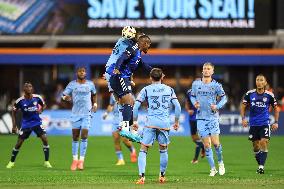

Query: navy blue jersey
13 94 45 129
106 42 152 78
243 89 277 126
186 89 197 121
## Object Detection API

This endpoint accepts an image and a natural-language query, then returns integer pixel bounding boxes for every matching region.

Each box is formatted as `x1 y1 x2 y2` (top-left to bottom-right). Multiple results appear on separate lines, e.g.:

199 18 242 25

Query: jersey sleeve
36 95 45 106
63 82 73 96
136 87 147 103
268 93 277 107
109 95 116 106
13 100 20 111
170 88 178 102
216 83 226 97
90 82 96 95
243 92 250 104
125 44 138 57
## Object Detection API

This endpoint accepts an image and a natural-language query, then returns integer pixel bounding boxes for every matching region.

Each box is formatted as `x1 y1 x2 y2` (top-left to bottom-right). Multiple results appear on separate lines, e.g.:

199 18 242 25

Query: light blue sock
72 140 79 158
116 151 124 160
138 150 147 176
160 149 168 173
214 144 223 164
80 139 88 158
205 148 215 169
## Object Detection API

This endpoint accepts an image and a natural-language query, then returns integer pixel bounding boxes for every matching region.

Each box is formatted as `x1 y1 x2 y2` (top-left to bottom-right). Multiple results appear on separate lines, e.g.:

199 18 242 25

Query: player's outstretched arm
11 109 18 134
140 60 152 74
103 104 114 120
92 94 98 112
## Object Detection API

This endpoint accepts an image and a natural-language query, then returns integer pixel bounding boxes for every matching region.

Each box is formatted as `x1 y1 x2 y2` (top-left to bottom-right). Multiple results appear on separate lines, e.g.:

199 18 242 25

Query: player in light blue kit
6 82 52 169
105 26 152 142
133 68 181 184
102 94 137 165
190 62 227 176
62 67 97 171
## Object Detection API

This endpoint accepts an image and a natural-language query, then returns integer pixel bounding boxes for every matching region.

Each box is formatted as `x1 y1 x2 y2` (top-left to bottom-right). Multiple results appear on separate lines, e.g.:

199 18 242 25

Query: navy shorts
248 125 270 141
18 125 46 140
109 75 132 98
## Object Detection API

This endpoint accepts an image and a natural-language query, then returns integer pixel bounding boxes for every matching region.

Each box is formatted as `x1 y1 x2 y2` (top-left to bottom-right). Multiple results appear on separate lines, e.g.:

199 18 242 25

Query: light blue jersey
105 38 134 69
134 83 181 130
63 80 96 117
190 79 227 120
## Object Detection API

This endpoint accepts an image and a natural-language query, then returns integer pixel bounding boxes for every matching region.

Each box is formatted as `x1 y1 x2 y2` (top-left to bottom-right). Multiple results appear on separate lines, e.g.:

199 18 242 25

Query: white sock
73 155 78 160
80 156 85 161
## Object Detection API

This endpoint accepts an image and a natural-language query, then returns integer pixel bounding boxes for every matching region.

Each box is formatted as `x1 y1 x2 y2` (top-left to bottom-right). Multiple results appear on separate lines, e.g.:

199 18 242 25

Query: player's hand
113 69 120 75
242 119 248 127
130 80 136 87
92 103 98 112
271 123 278 131
132 121 139 131
173 122 179 131
12 126 18 134
211 104 218 112
62 95 72 101
194 102 200 109
187 110 194 115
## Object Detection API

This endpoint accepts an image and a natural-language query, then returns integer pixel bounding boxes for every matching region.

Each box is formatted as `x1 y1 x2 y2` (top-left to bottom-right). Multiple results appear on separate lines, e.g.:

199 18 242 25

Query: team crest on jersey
33 101 37 105
263 97 267 102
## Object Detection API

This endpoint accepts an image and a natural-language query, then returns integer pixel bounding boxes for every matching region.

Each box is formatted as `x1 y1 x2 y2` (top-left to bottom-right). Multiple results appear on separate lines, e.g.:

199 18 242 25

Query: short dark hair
76 66 86 71
150 68 163 81
24 81 32 85
138 34 151 42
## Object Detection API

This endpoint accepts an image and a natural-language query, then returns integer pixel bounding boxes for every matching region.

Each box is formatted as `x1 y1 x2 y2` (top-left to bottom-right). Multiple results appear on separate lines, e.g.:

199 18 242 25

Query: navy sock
254 150 261 165
259 151 268 166
43 145 50 161
122 104 133 122
11 148 19 162
194 141 202 160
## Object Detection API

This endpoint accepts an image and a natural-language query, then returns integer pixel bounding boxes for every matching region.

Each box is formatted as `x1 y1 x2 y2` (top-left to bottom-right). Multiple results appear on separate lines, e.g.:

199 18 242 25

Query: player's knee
259 139 269 149
159 145 167 151
203 142 211 149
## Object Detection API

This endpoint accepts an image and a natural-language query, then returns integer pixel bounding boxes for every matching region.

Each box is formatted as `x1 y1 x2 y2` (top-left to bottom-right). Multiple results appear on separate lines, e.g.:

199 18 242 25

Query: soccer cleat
77 160 84 170
6 161 15 169
201 149 205 158
43 161 52 168
135 176 145 184
70 160 78 171
218 163 225 175
191 159 198 164
159 174 166 183
209 168 218 177
130 151 137 163
115 159 125 166
256 168 264 174
119 130 142 143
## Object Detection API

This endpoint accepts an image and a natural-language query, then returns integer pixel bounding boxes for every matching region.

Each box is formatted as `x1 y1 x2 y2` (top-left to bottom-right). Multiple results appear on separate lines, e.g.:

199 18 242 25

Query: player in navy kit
185 89 205 164
6 82 52 169
240 74 279 174
105 30 152 142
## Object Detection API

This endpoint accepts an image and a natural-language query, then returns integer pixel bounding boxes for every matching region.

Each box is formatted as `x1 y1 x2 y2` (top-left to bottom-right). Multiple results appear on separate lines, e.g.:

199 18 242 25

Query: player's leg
136 127 155 184
34 125 52 168
112 131 125 165
249 126 263 173
71 127 80 171
157 129 170 183
210 120 224 175
6 128 31 168
122 136 137 163
190 120 204 163
256 125 270 174
78 128 89 170
197 120 217 176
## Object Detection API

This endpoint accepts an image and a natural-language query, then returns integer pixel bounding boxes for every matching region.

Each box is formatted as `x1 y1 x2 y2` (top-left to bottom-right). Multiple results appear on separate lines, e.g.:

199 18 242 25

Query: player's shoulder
86 80 95 85
15 96 25 104
245 89 256 95
192 78 201 85
32 94 44 101
186 89 192 95
264 90 275 98
68 80 77 86
211 79 223 86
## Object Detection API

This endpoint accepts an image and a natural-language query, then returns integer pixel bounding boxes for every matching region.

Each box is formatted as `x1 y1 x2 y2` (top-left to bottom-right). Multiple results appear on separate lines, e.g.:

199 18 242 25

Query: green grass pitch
0 135 283 189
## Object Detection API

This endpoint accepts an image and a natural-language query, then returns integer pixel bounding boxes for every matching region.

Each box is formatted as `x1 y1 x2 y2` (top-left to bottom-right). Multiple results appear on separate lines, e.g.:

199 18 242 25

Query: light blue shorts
197 119 220 138
112 123 120 132
141 127 170 147
71 115 92 130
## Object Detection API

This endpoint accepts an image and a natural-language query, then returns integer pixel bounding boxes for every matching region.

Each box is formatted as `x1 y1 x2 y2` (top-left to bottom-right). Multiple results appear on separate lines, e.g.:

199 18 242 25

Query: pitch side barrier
0 49 284 65
1 110 283 136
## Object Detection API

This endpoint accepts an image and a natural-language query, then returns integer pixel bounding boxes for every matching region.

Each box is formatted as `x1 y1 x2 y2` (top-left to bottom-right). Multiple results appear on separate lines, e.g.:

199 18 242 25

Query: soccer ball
122 26 136 39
